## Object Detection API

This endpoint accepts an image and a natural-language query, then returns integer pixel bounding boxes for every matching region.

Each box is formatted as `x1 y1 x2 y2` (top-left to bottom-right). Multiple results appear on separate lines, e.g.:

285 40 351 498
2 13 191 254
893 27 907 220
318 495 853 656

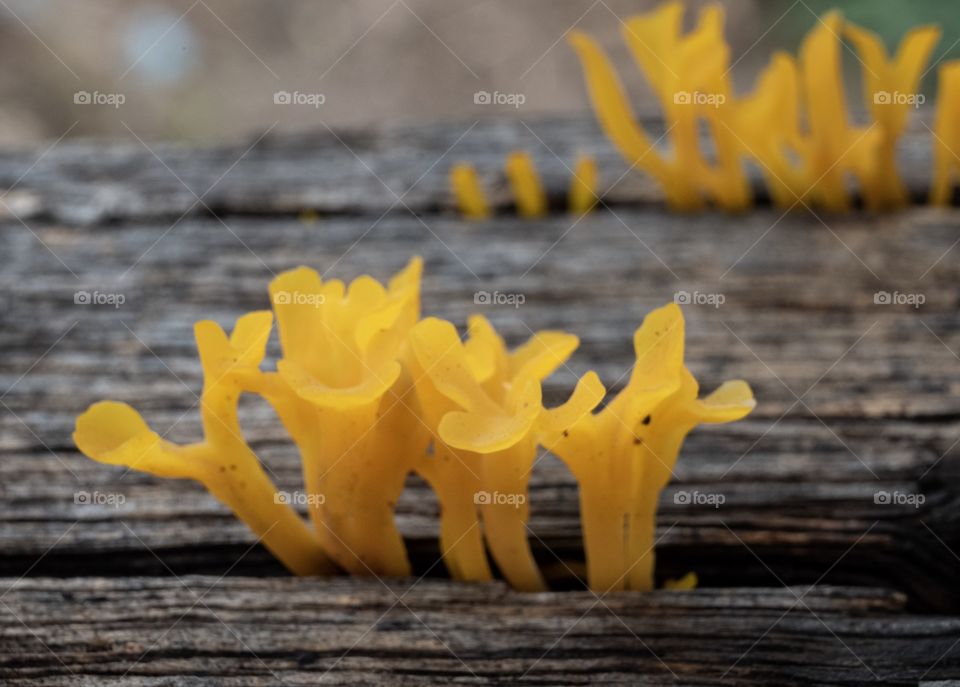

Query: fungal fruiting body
409 316 605 591
450 163 491 219
504 151 548 218
74 259 754 592
542 304 754 592
569 155 599 215
932 61 960 206
569 2 943 212
74 313 335 576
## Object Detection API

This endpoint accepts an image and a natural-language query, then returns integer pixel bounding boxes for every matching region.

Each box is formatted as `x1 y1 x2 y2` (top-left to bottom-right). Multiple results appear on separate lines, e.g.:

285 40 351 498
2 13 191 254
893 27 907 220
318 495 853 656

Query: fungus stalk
74 313 335 577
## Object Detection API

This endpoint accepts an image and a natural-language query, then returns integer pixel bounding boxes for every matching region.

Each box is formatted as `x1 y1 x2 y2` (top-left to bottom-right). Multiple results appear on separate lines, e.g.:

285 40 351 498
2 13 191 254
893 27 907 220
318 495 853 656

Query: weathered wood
2 116 960 683
4 577 958 685
2 198 960 610
0 117 940 225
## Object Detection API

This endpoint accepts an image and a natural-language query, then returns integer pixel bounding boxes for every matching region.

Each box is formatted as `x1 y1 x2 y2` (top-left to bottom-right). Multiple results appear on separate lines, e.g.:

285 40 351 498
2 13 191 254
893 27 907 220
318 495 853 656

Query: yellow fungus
569 3 750 212
931 61 960 206
664 571 698 590
74 313 336 577
568 155 599 214
845 22 940 210
252 257 425 578
505 151 548 218
567 29 694 210
409 316 603 591
450 163 491 219
75 259 754 593
570 3 946 212
298 208 318 224
542 304 754 592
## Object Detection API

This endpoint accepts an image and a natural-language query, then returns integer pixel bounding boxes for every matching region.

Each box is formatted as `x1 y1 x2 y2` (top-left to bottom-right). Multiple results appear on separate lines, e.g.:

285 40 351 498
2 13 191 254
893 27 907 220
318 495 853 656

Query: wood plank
4 577 958 685
2 205 959 610
0 118 940 225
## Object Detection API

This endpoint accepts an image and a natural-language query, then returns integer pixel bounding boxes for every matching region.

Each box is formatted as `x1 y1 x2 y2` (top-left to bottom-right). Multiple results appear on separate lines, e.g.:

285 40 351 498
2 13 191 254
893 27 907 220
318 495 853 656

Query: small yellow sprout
664 571 698 590
568 155 599 215
505 151 548 218
451 153 598 219
450 163 491 219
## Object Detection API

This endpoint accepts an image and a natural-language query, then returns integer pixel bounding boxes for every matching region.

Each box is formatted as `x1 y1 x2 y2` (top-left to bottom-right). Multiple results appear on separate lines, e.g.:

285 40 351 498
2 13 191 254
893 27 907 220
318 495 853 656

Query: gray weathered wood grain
4 577 958 685
2 116 960 683
2 198 959 610
0 117 940 225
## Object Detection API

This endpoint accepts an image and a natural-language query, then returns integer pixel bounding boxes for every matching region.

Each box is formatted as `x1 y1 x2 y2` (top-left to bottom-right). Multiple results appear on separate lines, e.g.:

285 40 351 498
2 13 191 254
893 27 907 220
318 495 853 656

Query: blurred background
1 0 959 146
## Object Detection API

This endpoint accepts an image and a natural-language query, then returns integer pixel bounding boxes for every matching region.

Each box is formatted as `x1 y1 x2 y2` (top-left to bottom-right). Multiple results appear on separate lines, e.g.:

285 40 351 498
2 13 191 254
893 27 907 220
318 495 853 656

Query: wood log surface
1 116 959 684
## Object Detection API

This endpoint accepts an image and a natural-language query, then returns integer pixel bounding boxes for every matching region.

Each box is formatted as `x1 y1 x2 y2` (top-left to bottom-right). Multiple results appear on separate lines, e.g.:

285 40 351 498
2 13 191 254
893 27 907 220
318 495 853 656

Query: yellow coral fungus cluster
74 259 754 592
570 2 942 212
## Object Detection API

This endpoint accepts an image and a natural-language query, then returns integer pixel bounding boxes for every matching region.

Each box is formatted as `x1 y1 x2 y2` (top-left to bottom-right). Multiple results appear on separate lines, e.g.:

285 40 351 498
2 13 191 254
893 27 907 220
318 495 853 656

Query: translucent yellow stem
417 445 492 582
625 489 658 592
193 444 334 576
478 440 546 591
307 400 412 578
578 477 627 592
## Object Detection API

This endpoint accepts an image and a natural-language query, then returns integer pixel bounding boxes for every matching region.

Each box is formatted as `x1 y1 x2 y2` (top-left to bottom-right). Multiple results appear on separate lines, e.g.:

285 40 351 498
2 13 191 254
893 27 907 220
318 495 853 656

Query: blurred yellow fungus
569 3 749 212
298 208 318 224
505 151 548 218
845 22 940 210
570 3 943 213
450 163 491 219
931 61 960 205
451 154 598 219
664 571 698 590
76 260 754 593
568 155 599 214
